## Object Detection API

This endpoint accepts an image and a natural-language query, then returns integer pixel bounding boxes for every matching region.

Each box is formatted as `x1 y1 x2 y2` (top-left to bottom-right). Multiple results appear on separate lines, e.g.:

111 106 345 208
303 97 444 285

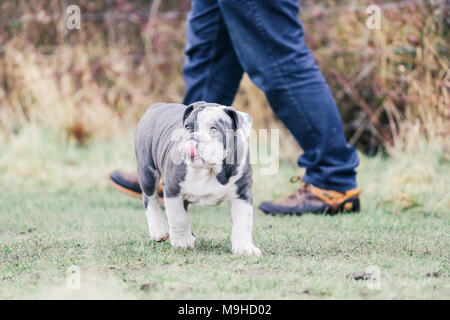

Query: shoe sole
334 196 360 214
108 177 142 198
260 196 360 216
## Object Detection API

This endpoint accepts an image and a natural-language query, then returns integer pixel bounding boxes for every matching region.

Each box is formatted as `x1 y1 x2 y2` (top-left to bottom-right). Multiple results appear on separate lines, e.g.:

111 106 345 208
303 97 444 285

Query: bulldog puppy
135 101 261 255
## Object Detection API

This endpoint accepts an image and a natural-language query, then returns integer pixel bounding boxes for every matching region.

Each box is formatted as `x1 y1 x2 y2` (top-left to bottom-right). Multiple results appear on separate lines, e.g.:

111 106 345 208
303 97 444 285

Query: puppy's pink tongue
184 140 198 158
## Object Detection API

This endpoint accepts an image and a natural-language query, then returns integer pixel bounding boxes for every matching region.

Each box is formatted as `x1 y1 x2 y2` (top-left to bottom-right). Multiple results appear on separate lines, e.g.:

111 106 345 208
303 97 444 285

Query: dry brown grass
0 0 448 156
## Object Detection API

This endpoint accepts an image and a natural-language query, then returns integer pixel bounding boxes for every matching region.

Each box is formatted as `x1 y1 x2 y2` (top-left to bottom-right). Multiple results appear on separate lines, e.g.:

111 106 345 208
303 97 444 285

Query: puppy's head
182 101 252 167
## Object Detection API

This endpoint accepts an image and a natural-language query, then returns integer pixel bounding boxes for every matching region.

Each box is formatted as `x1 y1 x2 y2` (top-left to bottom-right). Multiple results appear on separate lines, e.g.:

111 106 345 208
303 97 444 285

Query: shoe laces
287 176 311 201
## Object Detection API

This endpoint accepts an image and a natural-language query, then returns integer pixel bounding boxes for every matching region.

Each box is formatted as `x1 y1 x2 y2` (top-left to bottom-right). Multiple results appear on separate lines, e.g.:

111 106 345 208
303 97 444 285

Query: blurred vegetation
0 0 448 158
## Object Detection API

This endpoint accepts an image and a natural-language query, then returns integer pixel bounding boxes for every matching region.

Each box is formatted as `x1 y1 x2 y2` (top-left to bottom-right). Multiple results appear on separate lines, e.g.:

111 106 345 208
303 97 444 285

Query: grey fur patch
235 153 253 203
135 103 187 198
162 161 187 198
139 159 159 196
142 194 149 209
183 200 190 211
216 162 238 185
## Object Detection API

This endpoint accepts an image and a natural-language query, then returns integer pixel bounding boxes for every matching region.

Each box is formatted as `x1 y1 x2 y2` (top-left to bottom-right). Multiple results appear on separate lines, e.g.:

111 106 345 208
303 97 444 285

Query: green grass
0 126 449 299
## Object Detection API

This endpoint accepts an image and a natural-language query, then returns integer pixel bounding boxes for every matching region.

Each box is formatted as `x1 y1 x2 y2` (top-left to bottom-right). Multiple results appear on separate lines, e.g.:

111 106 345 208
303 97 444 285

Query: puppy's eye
185 124 190 130
209 127 218 135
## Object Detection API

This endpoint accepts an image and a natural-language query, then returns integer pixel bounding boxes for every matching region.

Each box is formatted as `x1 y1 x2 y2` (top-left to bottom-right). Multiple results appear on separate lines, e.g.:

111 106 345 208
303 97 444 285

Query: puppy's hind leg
140 167 169 242
142 193 169 242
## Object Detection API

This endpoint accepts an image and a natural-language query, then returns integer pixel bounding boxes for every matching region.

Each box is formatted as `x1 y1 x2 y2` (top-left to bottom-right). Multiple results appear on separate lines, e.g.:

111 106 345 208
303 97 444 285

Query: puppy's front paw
232 243 262 256
170 234 196 249
150 232 169 242
149 224 169 242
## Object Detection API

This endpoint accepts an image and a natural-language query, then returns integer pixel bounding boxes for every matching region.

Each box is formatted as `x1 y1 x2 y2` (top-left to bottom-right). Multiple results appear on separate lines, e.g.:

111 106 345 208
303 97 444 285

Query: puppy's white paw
148 214 169 242
149 224 169 242
150 232 169 242
232 243 262 256
170 234 196 249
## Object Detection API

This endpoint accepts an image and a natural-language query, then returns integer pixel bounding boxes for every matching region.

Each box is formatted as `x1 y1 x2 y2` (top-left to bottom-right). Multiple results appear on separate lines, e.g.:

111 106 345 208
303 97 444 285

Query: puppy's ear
183 101 207 123
224 108 238 130
183 105 194 123
224 107 253 139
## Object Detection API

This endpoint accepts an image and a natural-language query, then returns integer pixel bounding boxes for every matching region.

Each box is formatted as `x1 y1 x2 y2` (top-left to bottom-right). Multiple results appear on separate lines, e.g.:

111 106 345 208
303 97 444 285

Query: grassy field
0 126 449 299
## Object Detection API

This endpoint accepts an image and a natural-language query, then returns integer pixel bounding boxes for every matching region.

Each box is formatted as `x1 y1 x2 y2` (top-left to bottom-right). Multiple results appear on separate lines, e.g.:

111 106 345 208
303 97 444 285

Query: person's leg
218 0 359 192
183 0 244 105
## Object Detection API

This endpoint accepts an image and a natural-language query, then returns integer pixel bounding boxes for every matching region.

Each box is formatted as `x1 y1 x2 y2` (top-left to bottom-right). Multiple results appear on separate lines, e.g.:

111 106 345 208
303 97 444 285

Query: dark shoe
109 170 165 203
109 170 142 198
259 177 360 216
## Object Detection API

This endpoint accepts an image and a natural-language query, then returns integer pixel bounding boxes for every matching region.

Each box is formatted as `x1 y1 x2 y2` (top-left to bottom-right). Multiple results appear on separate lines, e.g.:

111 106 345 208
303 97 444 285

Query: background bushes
0 0 448 158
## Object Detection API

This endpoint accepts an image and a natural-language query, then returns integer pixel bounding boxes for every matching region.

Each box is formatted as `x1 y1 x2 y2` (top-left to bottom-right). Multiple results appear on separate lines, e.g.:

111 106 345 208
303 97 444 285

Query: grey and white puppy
135 101 261 255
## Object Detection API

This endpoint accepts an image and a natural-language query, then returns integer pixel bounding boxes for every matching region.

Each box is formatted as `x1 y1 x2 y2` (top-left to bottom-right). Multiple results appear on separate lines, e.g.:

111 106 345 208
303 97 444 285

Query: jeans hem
302 175 358 193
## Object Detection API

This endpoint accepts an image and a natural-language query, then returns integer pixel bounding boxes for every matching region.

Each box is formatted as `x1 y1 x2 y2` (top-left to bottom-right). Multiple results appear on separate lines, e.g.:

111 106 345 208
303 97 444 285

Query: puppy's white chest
181 168 231 206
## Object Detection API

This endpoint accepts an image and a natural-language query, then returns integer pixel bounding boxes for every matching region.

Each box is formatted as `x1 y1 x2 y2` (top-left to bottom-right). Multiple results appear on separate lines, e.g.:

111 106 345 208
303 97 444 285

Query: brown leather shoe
259 177 360 216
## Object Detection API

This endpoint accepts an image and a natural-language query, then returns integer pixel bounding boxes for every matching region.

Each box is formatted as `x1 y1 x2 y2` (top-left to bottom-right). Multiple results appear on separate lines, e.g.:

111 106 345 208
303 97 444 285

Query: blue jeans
182 0 359 192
